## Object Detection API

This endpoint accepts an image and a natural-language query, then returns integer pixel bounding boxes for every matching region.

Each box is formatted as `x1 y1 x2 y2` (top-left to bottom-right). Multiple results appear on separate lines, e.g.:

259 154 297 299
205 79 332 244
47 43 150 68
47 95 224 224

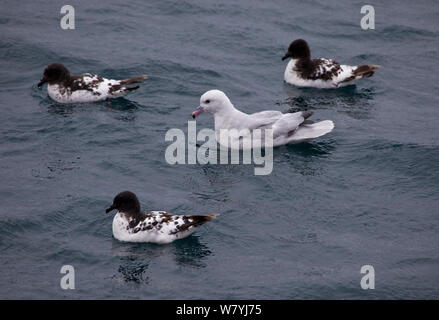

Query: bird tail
124 85 140 92
204 213 220 221
189 213 220 226
289 120 334 143
109 75 147 97
353 65 380 78
172 214 219 235
194 213 220 222
120 75 147 85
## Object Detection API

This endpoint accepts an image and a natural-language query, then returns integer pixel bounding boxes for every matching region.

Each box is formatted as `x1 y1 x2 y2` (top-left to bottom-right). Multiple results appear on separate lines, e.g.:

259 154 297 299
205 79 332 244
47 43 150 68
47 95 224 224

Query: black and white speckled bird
282 39 380 88
105 191 219 244
37 63 147 103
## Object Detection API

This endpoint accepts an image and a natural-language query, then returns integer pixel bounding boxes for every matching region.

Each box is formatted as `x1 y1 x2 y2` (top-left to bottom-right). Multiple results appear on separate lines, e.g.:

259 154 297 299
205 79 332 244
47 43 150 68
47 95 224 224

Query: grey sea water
0 0 438 299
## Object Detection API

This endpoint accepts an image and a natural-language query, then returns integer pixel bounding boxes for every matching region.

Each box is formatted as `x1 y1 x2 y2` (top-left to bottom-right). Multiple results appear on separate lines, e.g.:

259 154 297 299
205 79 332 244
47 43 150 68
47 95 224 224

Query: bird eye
205 100 210 104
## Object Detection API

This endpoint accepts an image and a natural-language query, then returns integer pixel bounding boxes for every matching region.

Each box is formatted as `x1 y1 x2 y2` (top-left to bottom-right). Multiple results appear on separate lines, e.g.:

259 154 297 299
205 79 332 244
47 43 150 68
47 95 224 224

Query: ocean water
0 0 438 299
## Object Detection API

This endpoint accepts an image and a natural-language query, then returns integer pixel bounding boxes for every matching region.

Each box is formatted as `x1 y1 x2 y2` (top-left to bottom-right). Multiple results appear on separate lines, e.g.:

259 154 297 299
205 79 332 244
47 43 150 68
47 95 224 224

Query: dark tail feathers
302 111 314 119
124 85 140 91
193 213 219 223
187 213 219 228
353 65 380 78
120 75 147 85
171 213 219 234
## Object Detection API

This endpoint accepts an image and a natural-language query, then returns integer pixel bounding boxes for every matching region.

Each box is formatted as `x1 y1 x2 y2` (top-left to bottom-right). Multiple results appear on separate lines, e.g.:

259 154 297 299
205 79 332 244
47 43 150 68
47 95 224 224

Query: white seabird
192 90 334 149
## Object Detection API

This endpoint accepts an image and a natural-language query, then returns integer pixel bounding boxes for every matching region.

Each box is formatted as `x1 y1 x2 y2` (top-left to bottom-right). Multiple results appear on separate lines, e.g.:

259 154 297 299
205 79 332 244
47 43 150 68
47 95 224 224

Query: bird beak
105 205 116 213
281 53 290 61
37 77 47 87
192 106 204 119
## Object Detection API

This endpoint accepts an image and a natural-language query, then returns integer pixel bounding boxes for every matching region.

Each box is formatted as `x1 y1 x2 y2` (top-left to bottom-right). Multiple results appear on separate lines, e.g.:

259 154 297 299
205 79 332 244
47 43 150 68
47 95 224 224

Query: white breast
112 212 196 244
284 59 337 89
47 84 107 103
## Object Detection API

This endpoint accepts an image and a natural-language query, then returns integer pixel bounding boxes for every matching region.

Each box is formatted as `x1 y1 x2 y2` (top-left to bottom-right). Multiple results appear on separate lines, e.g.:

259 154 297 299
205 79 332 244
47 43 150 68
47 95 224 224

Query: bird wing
129 211 217 236
169 213 219 235
334 64 380 86
246 110 284 129
311 59 341 80
293 58 342 81
271 112 307 138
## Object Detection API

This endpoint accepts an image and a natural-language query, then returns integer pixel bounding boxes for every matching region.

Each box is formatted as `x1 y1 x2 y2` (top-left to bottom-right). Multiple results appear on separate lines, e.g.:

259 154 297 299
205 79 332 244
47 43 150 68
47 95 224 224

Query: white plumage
192 90 334 149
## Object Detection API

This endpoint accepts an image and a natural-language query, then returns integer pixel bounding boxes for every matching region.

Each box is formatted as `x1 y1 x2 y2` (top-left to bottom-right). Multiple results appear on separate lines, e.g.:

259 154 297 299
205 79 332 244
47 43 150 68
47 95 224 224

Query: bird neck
213 102 248 130
119 209 143 221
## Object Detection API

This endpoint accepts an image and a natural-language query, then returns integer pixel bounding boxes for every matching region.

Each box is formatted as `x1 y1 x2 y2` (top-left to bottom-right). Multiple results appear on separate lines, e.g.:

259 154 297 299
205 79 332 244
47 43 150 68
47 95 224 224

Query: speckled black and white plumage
106 191 219 244
37 63 147 103
282 39 379 88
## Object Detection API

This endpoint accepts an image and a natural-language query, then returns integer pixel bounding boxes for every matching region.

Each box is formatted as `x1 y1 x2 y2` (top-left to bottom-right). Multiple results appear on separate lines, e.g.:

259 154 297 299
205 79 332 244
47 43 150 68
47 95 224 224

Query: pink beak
192 106 204 118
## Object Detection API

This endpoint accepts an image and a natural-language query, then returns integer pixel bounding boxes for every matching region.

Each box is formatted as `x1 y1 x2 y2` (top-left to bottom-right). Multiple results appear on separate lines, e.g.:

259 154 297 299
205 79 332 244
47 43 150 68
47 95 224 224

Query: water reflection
273 141 336 176
43 96 140 120
111 235 211 284
105 97 140 112
117 256 150 284
281 141 336 158
281 83 377 119
44 100 78 117
171 235 212 268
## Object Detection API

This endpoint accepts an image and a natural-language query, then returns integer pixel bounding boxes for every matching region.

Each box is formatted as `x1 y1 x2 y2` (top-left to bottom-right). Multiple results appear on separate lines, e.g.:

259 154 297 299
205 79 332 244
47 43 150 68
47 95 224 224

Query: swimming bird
106 191 219 244
37 63 147 103
282 39 379 88
191 90 334 149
